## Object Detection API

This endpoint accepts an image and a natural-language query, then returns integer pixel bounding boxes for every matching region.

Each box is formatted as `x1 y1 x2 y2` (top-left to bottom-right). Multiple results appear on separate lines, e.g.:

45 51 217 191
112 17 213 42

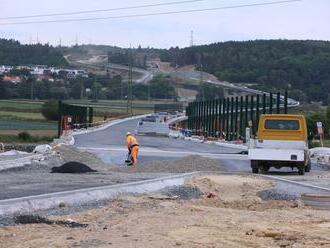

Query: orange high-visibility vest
127 135 139 148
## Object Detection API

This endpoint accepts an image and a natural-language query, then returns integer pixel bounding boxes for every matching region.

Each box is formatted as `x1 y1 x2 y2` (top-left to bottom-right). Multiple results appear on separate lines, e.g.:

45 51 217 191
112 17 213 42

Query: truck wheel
260 165 270 173
305 159 311 173
252 167 259 174
251 160 259 174
298 165 305 175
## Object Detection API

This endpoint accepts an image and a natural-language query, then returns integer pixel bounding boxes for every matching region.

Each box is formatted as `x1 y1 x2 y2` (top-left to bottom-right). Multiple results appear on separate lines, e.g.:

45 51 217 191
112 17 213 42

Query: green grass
0 133 55 144
64 99 178 116
65 99 175 108
0 100 44 111
0 111 46 121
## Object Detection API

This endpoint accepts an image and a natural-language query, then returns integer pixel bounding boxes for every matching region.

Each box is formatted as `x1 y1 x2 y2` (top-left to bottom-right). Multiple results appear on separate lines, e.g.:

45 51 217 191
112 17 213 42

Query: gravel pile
112 155 227 173
1 146 108 174
257 189 299 201
160 185 204 200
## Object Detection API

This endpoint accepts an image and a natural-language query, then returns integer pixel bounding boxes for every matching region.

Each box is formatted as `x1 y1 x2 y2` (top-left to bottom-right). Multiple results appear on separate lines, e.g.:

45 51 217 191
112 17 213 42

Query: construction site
1 1 330 247
1 96 330 247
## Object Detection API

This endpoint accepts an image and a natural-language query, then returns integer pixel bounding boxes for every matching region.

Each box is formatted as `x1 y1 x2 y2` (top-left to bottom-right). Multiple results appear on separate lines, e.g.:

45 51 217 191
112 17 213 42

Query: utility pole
30 79 34 100
80 81 84 99
148 83 151 102
190 30 194 47
128 45 133 116
120 80 123 101
199 53 205 101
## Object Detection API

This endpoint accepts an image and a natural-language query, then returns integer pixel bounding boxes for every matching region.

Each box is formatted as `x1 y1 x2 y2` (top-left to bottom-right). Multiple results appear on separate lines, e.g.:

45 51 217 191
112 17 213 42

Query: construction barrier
58 101 94 137
186 92 289 141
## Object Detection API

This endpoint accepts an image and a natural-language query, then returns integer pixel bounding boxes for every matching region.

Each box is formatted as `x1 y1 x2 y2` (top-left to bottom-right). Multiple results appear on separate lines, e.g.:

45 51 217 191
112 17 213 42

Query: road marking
77 146 248 160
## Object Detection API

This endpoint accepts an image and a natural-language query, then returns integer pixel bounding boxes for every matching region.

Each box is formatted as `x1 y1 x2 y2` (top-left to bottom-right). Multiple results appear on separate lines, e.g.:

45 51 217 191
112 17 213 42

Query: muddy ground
1 174 330 248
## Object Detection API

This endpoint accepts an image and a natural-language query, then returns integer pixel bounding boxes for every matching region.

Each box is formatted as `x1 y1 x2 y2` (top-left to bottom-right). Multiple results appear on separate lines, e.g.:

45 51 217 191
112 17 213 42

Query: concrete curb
55 114 149 146
0 172 201 216
71 114 150 137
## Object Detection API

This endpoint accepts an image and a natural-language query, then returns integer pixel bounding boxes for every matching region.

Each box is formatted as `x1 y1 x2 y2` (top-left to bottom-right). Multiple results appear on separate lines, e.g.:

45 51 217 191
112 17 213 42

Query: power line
0 0 210 20
0 0 302 26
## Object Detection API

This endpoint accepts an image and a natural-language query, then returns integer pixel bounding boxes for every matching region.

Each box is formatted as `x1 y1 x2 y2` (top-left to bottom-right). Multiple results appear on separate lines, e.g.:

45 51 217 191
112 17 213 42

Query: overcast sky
0 0 329 48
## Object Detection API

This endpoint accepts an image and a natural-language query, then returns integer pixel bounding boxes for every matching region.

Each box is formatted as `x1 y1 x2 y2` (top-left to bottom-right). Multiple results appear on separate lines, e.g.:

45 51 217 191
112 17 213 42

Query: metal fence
58 101 94 137
186 92 288 141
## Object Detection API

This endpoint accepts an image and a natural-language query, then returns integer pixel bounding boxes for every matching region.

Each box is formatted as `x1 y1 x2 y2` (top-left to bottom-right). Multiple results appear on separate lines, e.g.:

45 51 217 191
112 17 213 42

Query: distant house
3 75 22 84
0 64 88 79
35 74 53 82
0 65 13 74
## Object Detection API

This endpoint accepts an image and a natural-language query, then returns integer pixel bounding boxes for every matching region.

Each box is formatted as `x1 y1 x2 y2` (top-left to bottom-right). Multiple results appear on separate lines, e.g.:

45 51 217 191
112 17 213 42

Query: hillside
160 40 330 104
0 39 67 66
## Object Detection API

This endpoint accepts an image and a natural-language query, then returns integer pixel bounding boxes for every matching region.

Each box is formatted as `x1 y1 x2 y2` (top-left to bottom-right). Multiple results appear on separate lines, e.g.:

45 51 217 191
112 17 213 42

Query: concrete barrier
0 172 201 216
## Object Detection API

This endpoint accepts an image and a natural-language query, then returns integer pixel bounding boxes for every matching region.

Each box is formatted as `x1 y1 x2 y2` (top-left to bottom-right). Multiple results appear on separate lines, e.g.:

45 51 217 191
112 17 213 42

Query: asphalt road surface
74 118 247 167
0 118 329 202
74 118 330 193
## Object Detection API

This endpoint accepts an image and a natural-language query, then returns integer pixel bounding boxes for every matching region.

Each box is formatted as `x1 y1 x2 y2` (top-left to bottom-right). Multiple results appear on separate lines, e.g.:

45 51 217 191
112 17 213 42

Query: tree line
159 40 330 104
0 39 68 66
0 73 178 101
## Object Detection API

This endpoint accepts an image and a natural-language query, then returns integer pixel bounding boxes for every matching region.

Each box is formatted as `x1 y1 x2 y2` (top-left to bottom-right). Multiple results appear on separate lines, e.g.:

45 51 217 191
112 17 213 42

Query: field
65 99 178 116
0 100 56 143
0 100 44 111
0 111 45 121
0 99 179 143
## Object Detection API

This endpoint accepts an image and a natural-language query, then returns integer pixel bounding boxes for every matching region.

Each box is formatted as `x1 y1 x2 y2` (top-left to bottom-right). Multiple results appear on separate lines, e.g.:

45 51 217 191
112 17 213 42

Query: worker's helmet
126 132 132 136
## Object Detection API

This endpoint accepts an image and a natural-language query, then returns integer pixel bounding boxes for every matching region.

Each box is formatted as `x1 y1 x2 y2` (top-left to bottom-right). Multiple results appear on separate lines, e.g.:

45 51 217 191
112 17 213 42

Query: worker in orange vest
126 132 139 166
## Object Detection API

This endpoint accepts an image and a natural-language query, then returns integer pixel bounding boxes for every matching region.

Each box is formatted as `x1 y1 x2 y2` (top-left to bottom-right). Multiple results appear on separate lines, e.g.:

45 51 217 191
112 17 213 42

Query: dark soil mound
51 161 97 174
14 215 88 228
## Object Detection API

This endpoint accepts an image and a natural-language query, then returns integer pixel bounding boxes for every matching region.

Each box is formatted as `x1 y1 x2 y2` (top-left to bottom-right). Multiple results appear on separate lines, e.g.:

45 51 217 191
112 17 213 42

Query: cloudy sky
0 0 329 48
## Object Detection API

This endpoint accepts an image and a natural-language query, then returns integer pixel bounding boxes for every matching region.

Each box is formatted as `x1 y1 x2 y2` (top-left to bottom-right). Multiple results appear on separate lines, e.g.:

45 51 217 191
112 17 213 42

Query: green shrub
18 132 31 141
41 100 59 121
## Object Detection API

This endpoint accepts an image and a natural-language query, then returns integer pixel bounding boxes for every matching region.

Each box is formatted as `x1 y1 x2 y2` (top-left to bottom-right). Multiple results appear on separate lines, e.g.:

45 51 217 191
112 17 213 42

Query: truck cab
248 114 310 175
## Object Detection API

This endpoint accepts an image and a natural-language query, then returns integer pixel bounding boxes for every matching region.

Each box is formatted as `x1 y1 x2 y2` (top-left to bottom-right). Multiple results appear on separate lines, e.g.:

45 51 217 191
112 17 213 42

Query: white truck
248 114 311 175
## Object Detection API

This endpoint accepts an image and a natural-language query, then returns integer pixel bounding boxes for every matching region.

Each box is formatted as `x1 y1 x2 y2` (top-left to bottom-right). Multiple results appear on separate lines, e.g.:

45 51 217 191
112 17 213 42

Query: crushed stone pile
160 185 204 200
112 155 227 173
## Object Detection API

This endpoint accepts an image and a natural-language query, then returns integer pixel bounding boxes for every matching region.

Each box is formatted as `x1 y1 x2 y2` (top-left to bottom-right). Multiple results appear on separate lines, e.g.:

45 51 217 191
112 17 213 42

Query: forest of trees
0 73 178 101
160 40 330 104
0 39 68 66
2 39 330 104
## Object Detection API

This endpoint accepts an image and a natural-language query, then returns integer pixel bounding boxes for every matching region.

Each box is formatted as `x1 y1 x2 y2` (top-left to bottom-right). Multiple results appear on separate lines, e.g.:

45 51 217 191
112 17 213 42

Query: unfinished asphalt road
73 118 330 188
0 118 247 201
74 118 246 166
1 117 330 203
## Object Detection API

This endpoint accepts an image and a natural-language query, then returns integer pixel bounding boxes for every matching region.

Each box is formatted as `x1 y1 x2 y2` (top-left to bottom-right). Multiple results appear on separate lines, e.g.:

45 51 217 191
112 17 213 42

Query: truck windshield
264 119 300 130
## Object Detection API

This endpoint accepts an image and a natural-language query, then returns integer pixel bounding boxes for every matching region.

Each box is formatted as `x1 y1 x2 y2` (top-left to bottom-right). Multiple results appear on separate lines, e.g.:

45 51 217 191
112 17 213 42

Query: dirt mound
14 215 88 228
51 161 97 174
188 175 301 211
